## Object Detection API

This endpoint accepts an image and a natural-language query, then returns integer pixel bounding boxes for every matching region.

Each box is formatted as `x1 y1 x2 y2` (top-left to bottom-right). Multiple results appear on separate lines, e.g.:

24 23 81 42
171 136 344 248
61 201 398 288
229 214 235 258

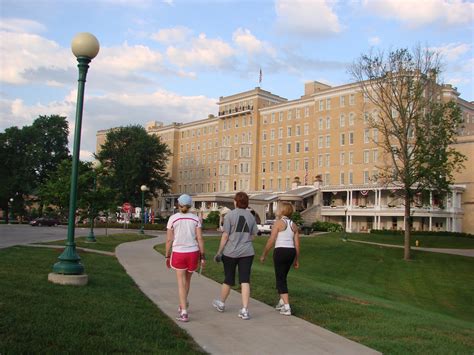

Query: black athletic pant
273 247 296 294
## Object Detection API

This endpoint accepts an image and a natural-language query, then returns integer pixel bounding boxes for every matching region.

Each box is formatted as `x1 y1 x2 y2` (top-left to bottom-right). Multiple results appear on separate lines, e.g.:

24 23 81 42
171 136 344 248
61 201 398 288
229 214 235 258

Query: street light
86 160 101 243
9 198 14 224
50 33 99 283
139 185 148 235
342 208 348 242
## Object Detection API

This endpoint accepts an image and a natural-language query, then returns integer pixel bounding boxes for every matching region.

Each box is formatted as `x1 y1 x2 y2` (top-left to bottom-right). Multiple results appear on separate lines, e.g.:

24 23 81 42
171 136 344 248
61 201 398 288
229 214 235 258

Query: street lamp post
139 185 148 235
50 33 99 281
9 198 14 224
86 160 101 243
342 208 348 242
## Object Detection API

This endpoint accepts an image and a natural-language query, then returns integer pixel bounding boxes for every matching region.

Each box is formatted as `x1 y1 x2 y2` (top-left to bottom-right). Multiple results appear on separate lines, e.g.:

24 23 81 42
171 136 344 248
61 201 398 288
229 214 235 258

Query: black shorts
222 255 254 286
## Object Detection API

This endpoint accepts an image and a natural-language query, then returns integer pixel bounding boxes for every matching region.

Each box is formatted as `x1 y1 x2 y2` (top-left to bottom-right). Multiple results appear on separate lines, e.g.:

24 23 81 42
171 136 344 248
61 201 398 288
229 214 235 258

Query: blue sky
1 0 473 160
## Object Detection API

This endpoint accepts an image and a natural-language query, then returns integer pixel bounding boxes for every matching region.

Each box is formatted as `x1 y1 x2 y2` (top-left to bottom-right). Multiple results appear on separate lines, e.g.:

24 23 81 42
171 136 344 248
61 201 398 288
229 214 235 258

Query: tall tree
350 46 466 260
95 125 172 207
0 115 69 221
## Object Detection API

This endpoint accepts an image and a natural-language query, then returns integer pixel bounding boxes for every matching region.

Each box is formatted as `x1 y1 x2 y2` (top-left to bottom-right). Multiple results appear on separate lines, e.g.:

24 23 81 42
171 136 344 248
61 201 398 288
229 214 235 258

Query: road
0 224 131 249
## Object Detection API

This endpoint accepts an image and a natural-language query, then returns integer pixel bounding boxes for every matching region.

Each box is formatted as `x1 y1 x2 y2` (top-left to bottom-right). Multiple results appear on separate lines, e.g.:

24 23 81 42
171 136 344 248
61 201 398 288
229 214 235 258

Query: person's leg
220 283 231 302
185 271 193 301
273 248 295 306
176 270 188 311
221 255 237 302
237 256 254 309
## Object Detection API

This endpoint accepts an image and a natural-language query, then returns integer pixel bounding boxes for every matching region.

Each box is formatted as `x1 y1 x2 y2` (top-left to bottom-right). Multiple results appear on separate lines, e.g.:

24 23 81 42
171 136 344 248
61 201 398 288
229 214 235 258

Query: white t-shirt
166 212 201 252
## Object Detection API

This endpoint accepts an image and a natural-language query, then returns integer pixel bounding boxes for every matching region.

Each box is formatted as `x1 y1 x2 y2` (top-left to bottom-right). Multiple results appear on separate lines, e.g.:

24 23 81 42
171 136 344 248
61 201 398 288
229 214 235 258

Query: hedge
370 229 473 238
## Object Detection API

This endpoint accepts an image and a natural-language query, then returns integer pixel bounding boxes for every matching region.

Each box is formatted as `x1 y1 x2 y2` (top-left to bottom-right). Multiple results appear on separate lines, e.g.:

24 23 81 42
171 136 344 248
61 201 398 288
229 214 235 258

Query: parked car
29 217 59 227
257 220 274 235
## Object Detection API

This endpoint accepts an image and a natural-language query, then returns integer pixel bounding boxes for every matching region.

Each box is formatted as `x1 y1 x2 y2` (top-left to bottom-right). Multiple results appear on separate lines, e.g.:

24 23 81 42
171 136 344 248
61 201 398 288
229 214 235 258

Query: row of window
222 115 254 130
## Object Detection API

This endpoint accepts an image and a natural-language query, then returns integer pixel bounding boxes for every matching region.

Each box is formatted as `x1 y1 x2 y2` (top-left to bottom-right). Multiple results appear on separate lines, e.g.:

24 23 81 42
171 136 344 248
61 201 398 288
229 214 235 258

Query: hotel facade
97 80 474 234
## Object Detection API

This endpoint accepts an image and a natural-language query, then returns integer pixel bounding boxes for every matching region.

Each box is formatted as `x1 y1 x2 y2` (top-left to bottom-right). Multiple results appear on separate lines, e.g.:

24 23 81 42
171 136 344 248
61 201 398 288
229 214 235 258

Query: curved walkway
116 236 379 355
347 239 474 257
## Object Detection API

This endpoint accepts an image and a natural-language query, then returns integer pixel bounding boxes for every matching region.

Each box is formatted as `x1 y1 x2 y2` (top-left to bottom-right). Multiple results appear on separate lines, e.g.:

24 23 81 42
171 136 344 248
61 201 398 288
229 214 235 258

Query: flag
259 68 262 84
304 167 308 185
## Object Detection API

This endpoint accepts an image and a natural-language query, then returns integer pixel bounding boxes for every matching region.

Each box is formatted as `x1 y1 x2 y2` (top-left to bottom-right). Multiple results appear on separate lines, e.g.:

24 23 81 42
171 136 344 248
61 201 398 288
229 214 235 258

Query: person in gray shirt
212 192 258 320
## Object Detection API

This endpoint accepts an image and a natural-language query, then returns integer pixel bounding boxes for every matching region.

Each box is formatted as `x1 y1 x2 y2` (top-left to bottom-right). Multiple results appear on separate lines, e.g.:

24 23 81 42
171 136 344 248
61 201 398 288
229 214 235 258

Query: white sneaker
212 299 225 312
275 299 284 311
238 307 250 320
280 305 291 316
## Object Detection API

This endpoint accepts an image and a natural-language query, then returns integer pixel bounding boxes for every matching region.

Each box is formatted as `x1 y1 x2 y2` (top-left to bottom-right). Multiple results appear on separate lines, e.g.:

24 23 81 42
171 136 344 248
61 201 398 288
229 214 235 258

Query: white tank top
275 218 295 249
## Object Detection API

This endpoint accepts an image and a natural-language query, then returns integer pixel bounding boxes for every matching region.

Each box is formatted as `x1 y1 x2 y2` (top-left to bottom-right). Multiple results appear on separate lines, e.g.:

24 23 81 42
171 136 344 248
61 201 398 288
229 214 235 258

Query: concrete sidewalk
116 237 379 355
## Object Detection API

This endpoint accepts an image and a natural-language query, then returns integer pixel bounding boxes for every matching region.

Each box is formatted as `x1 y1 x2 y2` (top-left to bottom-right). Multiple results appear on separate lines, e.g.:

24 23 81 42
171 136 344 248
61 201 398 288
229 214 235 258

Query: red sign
122 202 132 212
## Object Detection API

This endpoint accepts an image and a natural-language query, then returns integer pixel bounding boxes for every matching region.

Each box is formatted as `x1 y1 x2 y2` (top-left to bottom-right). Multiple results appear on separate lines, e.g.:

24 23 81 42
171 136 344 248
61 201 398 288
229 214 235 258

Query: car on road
257 220 274 235
29 217 60 227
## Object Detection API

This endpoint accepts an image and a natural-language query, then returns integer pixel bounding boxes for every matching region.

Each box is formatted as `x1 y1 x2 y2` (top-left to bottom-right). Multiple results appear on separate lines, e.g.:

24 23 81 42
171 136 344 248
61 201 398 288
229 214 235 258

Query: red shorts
170 251 200 272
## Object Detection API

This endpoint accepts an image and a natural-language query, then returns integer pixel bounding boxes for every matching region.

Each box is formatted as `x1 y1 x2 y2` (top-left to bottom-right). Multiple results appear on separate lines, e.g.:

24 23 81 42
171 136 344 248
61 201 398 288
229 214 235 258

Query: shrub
291 211 303 225
312 220 343 232
205 211 220 226
370 229 473 238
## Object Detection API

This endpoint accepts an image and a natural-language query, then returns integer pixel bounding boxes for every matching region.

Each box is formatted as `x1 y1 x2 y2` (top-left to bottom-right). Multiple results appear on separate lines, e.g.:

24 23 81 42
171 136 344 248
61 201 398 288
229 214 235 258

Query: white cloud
151 26 192 44
363 0 474 28
0 31 71 84
166 33 235 68
232 28 277 57
430 42 471 61
275 0 343 37
0 18 46 33
369 36 381 45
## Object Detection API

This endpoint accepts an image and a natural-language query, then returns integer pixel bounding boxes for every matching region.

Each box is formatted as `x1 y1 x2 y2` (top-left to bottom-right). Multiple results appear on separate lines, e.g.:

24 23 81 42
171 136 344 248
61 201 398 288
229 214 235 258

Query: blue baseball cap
178 194 192 206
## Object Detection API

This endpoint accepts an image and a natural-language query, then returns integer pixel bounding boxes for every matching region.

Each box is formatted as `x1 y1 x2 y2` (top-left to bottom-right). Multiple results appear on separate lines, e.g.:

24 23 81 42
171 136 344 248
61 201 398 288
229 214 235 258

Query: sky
1 0 473 161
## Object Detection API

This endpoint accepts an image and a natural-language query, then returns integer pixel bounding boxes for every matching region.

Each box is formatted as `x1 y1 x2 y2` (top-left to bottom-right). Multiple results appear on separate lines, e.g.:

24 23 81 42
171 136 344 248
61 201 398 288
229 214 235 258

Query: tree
350 46 466 260
0 115 69 221
95 125 172 207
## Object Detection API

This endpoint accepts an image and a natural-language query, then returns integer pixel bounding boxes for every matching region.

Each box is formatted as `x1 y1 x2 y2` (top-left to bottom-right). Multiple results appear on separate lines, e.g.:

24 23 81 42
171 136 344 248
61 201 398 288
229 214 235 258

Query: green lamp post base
139 227 144 235
52 244 84 275
86 231 96 243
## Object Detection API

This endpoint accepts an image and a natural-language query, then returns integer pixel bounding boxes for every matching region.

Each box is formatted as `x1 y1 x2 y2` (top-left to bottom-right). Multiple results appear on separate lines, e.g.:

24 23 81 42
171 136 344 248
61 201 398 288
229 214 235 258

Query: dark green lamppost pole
9 198 14 224
86 161 101 243
51 33 100 278
139 185 148 235
343 208 348 242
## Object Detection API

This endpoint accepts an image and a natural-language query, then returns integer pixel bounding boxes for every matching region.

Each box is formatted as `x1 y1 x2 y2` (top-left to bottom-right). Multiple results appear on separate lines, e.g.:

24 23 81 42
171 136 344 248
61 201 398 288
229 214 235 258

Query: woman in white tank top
260 202 300 316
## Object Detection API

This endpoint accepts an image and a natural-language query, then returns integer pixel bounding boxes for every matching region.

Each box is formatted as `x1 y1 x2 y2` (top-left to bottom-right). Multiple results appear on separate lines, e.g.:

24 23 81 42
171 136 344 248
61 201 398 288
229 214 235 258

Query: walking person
165 194 206 322
260 202 300 316
212 192 258 320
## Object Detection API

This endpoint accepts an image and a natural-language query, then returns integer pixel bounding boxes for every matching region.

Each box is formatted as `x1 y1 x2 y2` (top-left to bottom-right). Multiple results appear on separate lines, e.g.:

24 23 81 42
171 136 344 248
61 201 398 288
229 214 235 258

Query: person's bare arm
292 223 300 268
196 227 206 266
260 220 283 262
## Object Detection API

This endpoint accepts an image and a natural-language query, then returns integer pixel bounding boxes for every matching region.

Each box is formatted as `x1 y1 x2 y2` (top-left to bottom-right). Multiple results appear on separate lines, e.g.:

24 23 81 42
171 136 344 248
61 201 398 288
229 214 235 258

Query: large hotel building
97 80 474 234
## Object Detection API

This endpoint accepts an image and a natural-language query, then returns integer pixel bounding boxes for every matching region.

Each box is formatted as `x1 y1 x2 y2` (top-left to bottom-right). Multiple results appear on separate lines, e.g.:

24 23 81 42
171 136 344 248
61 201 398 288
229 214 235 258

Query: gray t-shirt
222 208 258 258
223 208 258 258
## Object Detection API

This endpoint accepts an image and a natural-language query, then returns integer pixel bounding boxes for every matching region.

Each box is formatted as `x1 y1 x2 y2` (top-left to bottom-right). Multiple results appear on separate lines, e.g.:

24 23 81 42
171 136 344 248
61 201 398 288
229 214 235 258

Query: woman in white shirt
165 194 205 322
260 202 300 316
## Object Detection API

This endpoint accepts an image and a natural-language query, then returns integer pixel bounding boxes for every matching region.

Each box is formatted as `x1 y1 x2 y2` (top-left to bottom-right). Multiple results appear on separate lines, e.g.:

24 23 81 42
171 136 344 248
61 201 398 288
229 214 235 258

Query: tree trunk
404 194 411 260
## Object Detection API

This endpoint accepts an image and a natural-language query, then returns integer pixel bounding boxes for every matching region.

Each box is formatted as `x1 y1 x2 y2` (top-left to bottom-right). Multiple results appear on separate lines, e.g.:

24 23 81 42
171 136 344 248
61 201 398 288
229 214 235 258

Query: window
319 118 323 130
349 132 354 145
235 118 239 128
279 112 283 122
349 151 354 165
364 112 369 124
304 123 309 135
339 114 345 127
326 117 331 129
278 127 283 138
296 125 301 136
278 144 282 156
287 127 292 137
373 149 379 163
340 96 345 107
318 135 323 148
270 161 274 172
340 152 345 165
326 135 331 148
326 98 331 110
305 106 309 117
304 140 309 152
364 129 370 143
318 154 323 167
287 143 291 154
340 133 345 146
340 172 345 185
325 153 330 167
319 100 324 111
294 160 300 170
364 171 370 184
295 142 301 153
296 109 301 119
349 93 355 105
270 145 275 156
271 112 275 123
262 146 266 157
270 129 275 140
287 160 291 171
261 162 266 173
349 171 353 184
263 131 267 141
288 109 293 120
349 112 354 126
364 150 370 164
278 160 282 172
373 128 378 143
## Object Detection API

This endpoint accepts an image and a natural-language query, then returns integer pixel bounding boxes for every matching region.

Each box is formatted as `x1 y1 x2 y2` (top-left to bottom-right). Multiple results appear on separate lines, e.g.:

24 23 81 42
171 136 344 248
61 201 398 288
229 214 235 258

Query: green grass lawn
42 233 154 252
157 234 474 354
0 244 204 354
347 232 474 249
